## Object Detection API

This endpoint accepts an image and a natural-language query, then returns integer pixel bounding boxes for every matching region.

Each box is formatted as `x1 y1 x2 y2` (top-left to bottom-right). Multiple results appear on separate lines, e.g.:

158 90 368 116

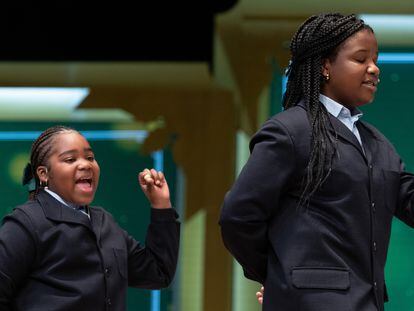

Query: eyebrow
353 48 378 55
58 148 94 157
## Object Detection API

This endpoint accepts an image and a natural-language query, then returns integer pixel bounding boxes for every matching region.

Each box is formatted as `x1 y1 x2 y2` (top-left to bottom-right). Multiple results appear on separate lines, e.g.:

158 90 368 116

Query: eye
64 158 76 163
87 155 95 161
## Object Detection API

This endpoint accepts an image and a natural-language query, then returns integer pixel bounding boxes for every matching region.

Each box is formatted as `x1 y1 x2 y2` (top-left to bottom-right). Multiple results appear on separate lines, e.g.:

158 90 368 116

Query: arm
219 118 296 283
0 209 36 309
126 208 179 289
394 161 414 226
127 168 180 288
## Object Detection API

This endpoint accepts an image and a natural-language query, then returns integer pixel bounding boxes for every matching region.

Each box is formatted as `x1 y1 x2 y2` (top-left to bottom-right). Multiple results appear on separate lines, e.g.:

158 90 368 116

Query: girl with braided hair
220 13 414 310
0 125 180 310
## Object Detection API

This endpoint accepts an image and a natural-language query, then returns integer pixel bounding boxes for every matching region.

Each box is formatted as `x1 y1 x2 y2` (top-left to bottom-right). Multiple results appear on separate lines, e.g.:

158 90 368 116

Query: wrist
151 200 172 209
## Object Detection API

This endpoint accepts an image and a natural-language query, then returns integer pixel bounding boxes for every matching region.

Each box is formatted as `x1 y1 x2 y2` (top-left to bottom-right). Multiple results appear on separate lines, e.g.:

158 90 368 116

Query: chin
75 196 95 206
355 97 374 107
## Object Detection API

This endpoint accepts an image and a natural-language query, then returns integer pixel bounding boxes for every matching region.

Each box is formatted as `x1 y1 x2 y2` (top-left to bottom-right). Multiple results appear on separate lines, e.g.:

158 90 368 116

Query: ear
36 166 49 183
322 58 331 77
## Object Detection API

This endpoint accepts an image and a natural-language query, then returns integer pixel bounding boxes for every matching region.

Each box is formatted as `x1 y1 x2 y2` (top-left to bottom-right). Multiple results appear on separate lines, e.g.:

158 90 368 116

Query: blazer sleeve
219 118 296 284
0 209 36 310
126 208 180 289
394 161 414 227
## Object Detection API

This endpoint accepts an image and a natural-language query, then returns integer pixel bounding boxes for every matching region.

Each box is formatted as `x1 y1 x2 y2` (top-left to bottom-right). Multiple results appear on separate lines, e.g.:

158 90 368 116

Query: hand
256 286 264 305
138 168 172 209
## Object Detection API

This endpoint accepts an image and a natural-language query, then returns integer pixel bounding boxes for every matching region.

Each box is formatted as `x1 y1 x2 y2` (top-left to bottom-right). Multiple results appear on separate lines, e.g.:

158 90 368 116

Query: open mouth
363 80 378 87
75 177 93 192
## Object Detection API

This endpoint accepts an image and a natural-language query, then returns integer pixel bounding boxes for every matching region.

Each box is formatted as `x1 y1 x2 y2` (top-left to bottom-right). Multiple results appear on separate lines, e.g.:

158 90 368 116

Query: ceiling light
0 87 89 111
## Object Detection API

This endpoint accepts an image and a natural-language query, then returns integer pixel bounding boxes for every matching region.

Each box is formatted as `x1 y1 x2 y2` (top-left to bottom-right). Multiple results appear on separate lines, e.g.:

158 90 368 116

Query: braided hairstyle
283 13 372 206
22 125 77 200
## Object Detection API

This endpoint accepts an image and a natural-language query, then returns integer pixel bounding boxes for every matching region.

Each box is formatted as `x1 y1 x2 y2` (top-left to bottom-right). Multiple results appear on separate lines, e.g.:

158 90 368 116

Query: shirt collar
319 94 363 120
44 187 80 210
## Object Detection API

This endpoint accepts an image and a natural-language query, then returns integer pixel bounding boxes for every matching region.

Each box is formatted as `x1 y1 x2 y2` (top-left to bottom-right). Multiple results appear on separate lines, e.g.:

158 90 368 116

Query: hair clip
25 178 36 192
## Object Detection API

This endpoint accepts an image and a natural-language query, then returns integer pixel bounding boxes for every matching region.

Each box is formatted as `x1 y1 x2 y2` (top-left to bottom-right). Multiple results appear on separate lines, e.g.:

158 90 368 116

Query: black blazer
220 103 414 311
0 190 180 311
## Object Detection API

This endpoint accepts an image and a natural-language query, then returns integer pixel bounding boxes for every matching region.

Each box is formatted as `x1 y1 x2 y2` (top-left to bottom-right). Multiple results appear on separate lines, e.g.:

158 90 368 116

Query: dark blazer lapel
89 207 104 245
36 190 92 230
296 100 366 160
297 101 365 159
327 113 366 160
357 121 379 165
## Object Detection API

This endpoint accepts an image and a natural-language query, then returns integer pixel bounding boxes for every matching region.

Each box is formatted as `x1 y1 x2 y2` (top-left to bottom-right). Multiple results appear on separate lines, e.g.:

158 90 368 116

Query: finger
261 286 264 293
139 168 151 178
158 171 165 182
155 171 165 186
138 171 146 184
150 168 158 179
140 169 155 186
144 174 155 185
150 168 162 186
139 169 152 184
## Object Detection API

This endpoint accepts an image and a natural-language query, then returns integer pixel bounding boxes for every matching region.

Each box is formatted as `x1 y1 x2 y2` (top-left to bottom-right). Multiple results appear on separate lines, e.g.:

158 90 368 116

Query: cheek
95 164 100 177
93 164 101 185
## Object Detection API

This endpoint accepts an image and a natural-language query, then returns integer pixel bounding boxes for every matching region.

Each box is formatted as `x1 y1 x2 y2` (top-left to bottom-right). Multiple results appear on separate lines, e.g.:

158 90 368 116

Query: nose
368 63 380 78
78 158 92 170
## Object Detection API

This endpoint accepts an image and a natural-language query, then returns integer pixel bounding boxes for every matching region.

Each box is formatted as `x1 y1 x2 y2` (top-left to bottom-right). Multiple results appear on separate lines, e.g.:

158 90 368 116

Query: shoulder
263 106 309 135
2 200 44 235
251 106 309 148
272 105 308 126
11 199 43 222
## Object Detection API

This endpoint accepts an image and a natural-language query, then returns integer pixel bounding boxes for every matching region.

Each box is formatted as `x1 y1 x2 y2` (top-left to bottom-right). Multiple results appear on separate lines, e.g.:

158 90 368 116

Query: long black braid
283 13 372 206
22 125 76 200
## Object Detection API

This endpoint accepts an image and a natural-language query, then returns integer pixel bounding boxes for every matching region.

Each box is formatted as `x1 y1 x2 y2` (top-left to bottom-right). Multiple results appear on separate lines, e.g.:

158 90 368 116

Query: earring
40 180 48 188
324 73 330 81
378 78 381 83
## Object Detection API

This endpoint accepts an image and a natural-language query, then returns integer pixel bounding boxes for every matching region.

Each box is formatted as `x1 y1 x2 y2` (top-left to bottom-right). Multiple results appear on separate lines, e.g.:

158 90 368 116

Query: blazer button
106 298 112 306
374 281 377 290
105 267 111 277
373 242 377 252
371 202 376 213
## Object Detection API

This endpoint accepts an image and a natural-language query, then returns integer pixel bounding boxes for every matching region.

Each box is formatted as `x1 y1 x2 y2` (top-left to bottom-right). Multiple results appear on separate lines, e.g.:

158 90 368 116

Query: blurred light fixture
359 14 414 46
359 14 414 29
0 87 89 110
378 53 414 64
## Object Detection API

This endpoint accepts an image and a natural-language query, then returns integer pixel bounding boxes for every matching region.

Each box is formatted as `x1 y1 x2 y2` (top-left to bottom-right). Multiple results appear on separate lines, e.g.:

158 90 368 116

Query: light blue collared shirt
44 187 90 219
319 94 363 146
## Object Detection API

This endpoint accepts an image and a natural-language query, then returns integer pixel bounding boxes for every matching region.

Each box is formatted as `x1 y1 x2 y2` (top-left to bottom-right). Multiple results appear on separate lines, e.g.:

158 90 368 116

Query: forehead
339 29 378 53
51 131 91 153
